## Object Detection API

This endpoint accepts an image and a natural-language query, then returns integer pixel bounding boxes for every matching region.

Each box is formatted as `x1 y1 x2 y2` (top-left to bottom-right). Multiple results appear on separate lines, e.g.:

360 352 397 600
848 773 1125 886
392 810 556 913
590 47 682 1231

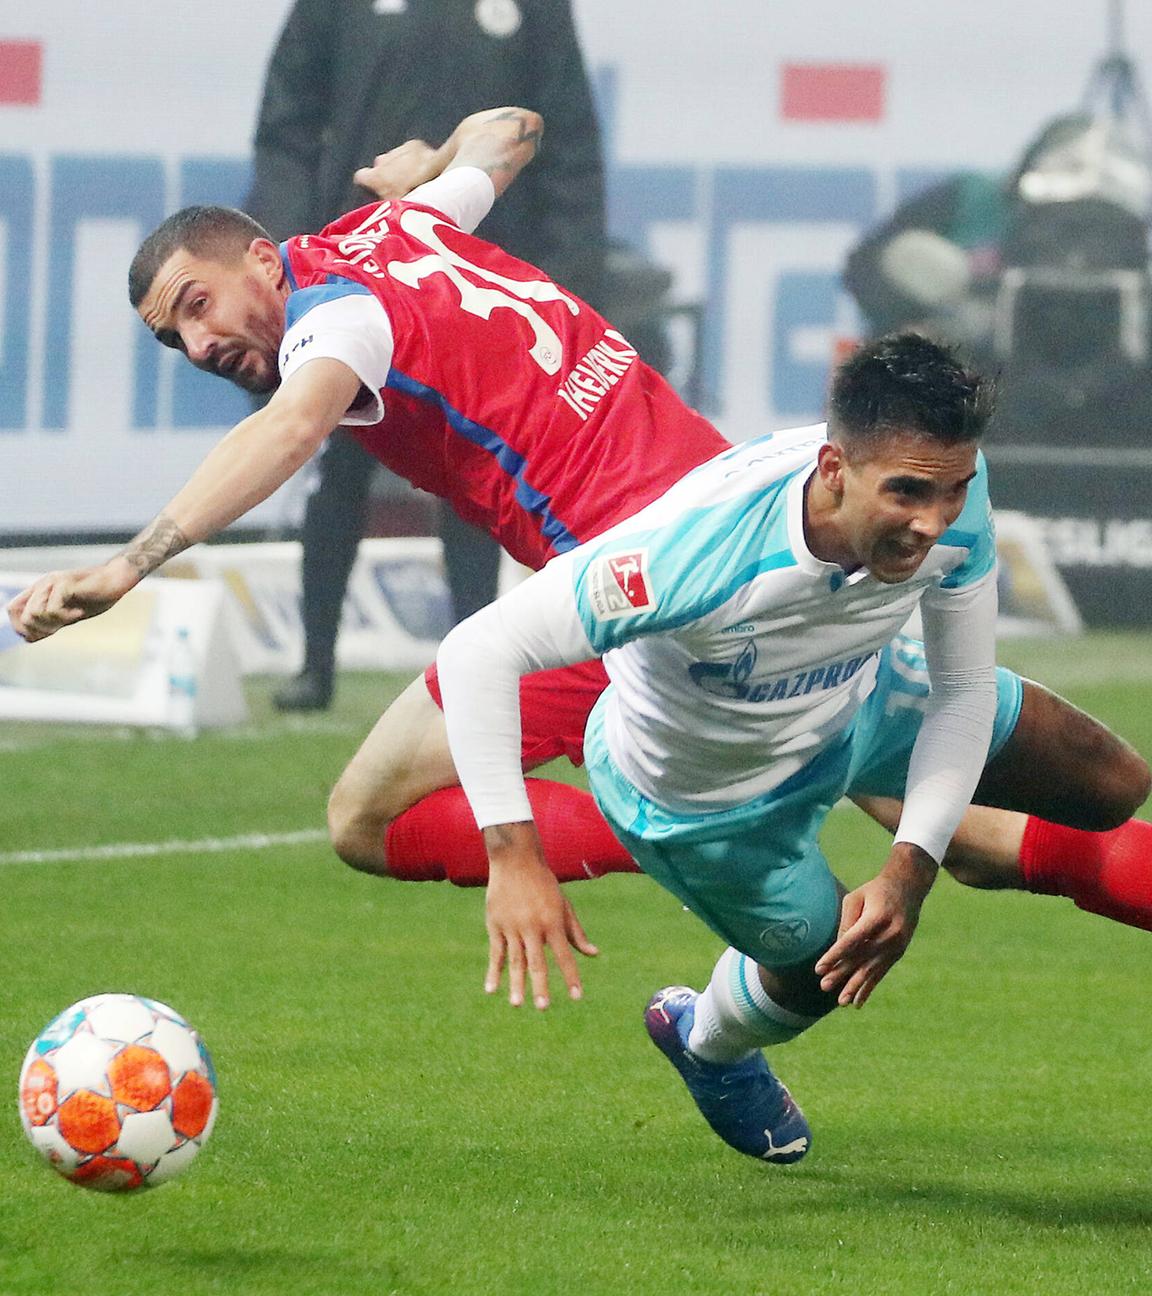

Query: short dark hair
828 332 994 456
128 206 272 308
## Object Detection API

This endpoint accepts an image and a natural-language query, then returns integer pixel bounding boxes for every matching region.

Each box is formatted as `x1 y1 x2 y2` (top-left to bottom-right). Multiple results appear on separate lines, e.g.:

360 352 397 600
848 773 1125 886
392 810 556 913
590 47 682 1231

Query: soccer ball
18 993 217 1192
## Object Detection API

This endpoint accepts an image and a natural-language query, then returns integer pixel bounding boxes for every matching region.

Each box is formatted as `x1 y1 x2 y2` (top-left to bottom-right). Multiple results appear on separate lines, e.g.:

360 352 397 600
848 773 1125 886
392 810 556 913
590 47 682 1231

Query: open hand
814 843 937 1007
483 826 598 1010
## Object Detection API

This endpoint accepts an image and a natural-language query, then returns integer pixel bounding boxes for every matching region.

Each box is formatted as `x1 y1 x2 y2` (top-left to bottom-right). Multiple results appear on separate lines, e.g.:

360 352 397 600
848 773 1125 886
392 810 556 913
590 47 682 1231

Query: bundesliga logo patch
589 550 656 620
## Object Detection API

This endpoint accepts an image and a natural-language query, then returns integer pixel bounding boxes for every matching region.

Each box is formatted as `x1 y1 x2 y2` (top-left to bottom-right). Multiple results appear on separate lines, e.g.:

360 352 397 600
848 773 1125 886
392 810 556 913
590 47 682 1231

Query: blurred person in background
843 165 1005 366
245 0 608 712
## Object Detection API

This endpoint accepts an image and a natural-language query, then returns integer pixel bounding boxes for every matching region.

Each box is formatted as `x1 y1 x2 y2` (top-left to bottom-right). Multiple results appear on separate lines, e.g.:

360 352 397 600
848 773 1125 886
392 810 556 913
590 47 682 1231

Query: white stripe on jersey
278 291 394 425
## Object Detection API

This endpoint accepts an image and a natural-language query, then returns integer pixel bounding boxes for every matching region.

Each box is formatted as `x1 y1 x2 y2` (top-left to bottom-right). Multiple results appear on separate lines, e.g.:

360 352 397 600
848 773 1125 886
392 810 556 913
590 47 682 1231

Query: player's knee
1094 746 1152 830
1124 745 1151 809
326 782 393 877
942 852 1006 890
1025 686 1152 829
1068 736 1152 831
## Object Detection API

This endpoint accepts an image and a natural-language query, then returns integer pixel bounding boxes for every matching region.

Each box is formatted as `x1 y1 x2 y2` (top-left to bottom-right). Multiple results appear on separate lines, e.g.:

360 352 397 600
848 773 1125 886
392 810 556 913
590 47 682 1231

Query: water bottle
167 625 199 738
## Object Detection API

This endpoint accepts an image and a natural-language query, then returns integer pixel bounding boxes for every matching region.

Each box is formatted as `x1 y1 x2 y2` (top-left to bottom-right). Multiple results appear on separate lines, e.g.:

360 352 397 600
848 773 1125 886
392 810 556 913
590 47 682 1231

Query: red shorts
424 658 609 769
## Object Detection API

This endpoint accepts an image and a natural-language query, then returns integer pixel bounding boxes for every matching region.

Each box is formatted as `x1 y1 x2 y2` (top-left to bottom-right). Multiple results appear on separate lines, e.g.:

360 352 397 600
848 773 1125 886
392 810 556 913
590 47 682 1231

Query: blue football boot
644 986 812 1164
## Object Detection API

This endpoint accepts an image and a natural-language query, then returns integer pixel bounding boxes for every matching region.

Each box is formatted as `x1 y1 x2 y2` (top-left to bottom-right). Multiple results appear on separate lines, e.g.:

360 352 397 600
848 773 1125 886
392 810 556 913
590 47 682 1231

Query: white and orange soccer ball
18 993 217 1192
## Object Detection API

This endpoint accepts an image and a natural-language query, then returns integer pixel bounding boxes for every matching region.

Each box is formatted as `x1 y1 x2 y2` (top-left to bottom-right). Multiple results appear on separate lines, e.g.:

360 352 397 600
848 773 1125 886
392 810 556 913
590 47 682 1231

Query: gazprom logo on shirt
588 549 656 620
688 638 876 702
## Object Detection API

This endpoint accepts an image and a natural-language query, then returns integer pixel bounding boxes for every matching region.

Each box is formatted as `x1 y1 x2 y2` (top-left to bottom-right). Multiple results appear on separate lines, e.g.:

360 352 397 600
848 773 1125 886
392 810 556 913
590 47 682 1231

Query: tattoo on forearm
482 821 537 857
482 108 544 174
118 514 191 577
485 823 521 850
489 108 544 147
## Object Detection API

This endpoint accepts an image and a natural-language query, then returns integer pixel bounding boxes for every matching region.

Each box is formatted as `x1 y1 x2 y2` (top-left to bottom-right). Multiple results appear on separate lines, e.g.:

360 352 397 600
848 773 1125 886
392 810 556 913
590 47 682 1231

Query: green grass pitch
2 635 1152 1295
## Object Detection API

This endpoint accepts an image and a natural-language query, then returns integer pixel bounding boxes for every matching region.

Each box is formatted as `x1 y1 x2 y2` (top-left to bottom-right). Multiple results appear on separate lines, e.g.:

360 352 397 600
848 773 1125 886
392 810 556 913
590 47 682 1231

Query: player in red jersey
8 106 1152 960
279 173 723 576
268 109 725 892
9 107 716 897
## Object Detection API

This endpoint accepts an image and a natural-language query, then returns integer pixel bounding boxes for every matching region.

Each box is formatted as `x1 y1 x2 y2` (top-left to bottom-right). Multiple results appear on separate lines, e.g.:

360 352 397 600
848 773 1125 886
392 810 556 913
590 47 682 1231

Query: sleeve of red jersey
403 166 496 234
279 285 395 426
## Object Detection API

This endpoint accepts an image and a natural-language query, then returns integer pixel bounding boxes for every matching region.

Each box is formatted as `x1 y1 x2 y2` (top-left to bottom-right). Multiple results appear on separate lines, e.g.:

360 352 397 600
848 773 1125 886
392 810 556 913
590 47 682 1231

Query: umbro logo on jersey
589 550 655 620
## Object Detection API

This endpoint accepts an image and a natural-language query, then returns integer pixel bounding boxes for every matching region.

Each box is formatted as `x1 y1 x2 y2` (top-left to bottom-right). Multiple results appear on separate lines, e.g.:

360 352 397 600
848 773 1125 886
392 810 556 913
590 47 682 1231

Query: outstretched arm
353 106 544 201
815 571 999 1006
8 358 362 642
437 556 600 1009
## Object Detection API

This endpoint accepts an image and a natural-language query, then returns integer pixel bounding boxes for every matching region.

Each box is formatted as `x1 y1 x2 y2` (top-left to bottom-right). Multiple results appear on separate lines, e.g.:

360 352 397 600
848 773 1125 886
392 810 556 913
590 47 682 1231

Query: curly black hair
828 332 995 457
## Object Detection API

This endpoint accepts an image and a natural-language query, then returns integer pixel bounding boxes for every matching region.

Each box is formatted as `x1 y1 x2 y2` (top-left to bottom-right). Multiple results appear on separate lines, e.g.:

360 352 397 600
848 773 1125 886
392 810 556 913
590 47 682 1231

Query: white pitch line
0 828 328 867
0 717 361 754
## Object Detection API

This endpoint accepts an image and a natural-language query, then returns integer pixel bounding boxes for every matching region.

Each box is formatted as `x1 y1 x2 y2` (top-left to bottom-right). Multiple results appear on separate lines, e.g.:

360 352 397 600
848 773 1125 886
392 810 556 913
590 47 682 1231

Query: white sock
687 947 821 1064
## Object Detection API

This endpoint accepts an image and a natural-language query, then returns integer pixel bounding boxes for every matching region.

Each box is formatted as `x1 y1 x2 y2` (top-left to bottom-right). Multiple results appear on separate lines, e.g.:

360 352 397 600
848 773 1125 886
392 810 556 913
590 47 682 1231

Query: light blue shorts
584 635 1024 969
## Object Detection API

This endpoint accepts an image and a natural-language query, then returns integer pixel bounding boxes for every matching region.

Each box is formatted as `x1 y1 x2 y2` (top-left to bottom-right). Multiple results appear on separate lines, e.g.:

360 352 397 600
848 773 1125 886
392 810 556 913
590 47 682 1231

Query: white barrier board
0 537 470 678
0 575 248 730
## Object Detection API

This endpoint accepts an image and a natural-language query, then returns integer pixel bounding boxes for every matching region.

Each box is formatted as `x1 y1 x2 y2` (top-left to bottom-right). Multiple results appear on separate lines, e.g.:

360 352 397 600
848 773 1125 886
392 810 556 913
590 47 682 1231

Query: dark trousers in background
299 431 501 680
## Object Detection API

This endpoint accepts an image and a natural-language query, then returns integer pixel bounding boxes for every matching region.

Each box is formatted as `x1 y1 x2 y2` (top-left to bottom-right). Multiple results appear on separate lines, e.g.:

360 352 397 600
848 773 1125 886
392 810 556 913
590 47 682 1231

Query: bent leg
632 807 844 1164
850 640 1147 822
328 673 459 874
853 676 1150 879
610 781 848 1036
969 679 1150 831
852 677 1152 927
328 666 638 882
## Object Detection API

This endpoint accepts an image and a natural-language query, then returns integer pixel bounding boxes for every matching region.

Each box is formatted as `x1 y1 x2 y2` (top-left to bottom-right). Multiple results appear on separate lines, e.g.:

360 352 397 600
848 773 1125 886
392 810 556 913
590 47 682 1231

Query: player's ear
248 238 284 283
816 442 847 497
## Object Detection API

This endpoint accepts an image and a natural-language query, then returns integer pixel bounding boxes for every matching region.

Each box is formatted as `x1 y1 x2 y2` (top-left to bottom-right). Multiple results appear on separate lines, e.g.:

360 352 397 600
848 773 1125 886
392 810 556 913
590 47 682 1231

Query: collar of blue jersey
787 464 860 579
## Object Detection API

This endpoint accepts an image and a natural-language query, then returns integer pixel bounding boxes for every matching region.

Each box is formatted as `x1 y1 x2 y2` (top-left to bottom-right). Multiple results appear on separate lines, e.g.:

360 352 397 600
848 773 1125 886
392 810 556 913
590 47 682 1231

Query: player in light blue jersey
434 334 1146 1164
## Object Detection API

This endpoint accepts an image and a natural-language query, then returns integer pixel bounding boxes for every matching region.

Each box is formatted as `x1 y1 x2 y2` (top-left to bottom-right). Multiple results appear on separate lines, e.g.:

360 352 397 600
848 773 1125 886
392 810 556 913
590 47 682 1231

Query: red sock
384 779 641 886
1019 816 1152 931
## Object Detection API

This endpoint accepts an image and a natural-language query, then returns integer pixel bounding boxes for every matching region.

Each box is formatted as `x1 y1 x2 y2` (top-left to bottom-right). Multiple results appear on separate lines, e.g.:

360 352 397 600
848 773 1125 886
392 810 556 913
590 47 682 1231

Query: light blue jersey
565 424 996 815
438 422 1002 964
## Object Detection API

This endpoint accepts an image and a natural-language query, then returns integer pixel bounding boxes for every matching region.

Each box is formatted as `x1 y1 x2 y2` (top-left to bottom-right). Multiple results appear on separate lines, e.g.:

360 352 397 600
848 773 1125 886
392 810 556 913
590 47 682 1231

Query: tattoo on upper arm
118 514 191 577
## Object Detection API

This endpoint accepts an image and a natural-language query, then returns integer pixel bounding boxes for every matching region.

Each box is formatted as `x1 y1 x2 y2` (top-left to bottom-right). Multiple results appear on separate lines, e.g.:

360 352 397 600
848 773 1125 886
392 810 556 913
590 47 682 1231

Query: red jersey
278 168 728 571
